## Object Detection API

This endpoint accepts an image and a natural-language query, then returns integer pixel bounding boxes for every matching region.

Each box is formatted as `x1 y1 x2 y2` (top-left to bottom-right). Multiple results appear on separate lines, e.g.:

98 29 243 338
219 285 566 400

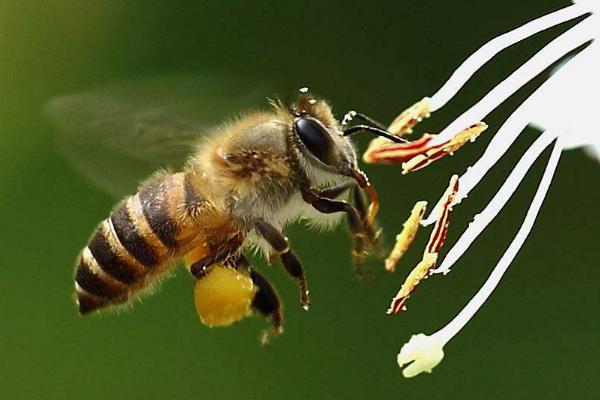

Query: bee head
286 90 380 226
289 92 358 180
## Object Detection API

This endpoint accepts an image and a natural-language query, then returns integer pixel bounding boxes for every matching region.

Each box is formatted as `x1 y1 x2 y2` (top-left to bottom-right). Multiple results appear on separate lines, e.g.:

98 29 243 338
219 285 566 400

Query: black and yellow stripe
110 198 163 268
75 246 129 313
183 173 206 218
74 173 211 314
139 178 179 248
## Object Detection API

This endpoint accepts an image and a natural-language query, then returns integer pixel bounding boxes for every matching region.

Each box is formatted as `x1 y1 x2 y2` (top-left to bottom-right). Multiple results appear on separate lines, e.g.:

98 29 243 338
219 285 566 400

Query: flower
371 1 598 377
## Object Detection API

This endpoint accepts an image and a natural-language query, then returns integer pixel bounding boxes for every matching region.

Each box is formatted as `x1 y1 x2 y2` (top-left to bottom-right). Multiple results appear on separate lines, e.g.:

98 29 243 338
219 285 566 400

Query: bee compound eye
294 117 336 165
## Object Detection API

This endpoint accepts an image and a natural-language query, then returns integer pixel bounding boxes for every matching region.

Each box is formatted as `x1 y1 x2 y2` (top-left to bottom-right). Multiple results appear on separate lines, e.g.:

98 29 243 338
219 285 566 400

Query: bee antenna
343 125 408 144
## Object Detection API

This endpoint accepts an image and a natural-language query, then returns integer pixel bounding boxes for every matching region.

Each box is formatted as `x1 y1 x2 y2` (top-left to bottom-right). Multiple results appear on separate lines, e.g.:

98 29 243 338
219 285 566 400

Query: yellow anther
363 97 432 160
401 123 488 174
442 122 488 154
388 97 432 136
385 201 427 272
387 252 438 314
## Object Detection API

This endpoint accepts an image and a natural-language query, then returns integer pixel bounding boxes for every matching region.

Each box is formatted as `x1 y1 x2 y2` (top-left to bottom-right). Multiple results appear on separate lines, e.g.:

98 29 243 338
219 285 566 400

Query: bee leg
351 186 379 246
318 181 356 199
189 244 241 278
254 219 310 310
249 267 284 345
318 182 378 247
189 252 224 278
301 188 373 280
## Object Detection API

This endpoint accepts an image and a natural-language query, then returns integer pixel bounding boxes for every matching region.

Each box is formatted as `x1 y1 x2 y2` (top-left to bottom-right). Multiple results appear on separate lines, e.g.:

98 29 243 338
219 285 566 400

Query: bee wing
45 75 266 197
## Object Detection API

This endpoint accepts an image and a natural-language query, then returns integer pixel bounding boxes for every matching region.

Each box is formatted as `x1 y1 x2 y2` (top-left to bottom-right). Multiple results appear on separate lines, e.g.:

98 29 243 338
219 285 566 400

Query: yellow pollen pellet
194 265 257 327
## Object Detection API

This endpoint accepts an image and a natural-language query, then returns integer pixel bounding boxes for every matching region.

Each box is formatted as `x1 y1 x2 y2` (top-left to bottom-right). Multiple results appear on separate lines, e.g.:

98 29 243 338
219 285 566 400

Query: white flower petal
529 41 599 160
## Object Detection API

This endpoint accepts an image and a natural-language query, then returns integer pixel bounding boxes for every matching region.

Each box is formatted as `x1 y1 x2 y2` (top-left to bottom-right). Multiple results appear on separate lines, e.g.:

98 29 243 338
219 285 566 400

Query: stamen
388 97 431 136
387 252 437 314
386 176 458 313
396 135 564 378
432 130 557 274
425 175 459 254
385 201 427 272
364 121 487 168
401 123 487 174
422 105 531 226
421 23 593 226
386 1 597 379
363 98 431 162
363 134 434 164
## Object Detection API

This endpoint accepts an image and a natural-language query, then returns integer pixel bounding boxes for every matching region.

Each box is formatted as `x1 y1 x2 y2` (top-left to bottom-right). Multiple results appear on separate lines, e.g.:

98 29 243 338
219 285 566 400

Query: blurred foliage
0 1 598 399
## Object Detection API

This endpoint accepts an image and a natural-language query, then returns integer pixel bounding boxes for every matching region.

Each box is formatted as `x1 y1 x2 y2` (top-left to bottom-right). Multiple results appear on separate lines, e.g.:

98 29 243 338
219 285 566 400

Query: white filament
429 16 593 147
432 129 558 274
429 3 589 111
432 134 564 341
396 0 597 379
397 134 565 378
422 16 595 226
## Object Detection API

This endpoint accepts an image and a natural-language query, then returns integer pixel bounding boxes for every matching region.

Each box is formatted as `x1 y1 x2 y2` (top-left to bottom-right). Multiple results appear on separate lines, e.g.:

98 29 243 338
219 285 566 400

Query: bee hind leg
248 266 284 346
188 238 244 278
254 219 309 310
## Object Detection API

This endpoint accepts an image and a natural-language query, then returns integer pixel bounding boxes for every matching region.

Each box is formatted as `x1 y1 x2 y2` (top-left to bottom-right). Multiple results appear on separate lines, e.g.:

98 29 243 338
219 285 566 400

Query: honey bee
47 79 402 342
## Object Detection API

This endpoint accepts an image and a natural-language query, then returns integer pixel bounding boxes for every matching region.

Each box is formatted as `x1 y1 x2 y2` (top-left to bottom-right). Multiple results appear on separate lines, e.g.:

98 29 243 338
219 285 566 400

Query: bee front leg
254 219 309 310
301 187 373 280
318 181 355 199
318 182 378 247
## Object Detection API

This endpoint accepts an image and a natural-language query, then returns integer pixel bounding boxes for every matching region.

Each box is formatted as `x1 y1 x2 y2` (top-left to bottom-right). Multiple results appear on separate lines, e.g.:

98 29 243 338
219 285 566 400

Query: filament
429 3 589 111
433 133 564 340
429 16 594 146
432 129 558 274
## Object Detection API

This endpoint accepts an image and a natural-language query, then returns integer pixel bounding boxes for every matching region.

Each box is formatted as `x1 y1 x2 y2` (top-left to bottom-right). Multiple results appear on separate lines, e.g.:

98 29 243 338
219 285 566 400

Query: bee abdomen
75 173 192 314
75 196 170 313
110 198 162 268
138 177 179 248
88 227 139 285
75 245 132 314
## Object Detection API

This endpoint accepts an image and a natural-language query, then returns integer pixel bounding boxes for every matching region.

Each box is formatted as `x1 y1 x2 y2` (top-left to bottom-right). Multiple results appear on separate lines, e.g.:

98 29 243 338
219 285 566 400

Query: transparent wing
45 75 267 197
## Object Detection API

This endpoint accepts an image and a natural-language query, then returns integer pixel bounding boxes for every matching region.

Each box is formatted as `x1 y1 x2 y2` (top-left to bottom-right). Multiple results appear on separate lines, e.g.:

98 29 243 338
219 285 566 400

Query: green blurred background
1 1 598 399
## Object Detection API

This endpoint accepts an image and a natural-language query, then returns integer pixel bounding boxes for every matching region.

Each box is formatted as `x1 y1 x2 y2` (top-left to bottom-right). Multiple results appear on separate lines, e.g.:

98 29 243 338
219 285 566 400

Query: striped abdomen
74 172 209 314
